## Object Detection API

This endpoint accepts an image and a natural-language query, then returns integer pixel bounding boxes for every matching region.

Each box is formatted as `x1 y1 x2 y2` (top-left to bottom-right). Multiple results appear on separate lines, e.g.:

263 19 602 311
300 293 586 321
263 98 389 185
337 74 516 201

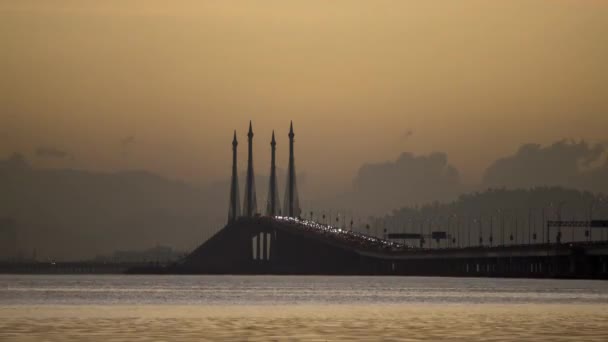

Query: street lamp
467 216 472 248
428 218 433 249
556 201 566 244
500 209 505 246
477 216 483 247
513 216 518 245
419 216 425 248
598 195 608 241
447 215 451 248
543 204 550 244
588 201 594 242
527 208 532 245
454 214 460 248
489 214 494 247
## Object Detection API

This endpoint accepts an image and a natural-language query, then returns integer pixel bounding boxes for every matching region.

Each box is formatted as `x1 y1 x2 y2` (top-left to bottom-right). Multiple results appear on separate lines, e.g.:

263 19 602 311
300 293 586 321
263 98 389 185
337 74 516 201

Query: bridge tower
243 121 258 216
266 131 281 216
283 121 301 218
227 130 241 223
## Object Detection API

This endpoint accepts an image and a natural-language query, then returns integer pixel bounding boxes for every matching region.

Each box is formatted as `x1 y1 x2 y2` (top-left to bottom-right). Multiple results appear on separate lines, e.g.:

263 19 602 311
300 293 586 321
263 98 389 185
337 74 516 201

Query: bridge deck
274 216 608 260
169 217 608 278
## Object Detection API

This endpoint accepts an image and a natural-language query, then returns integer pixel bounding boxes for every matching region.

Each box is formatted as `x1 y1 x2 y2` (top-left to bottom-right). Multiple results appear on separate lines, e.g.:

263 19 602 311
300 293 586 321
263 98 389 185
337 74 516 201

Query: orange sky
1 1 607 193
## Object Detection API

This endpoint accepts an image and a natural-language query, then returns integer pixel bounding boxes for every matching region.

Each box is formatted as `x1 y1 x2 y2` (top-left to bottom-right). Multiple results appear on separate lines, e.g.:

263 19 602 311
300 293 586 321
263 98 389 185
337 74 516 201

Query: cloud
344 152 463 215
35 146 69 159
482 140 608 193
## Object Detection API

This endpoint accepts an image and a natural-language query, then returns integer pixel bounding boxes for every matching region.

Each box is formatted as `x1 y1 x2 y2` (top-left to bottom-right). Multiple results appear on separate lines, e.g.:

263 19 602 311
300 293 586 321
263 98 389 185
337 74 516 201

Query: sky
1 0 607 195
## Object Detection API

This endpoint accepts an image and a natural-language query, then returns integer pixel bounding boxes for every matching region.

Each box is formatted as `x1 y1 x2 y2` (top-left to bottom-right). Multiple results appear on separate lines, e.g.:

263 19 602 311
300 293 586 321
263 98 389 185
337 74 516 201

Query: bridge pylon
283 121 301 218
266 131 281 216
227 130 240 223
243 121 258 217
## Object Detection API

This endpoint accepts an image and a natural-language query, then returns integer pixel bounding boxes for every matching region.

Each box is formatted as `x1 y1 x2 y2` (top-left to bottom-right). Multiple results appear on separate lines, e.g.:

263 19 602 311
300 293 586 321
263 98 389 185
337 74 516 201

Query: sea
1 275 607 341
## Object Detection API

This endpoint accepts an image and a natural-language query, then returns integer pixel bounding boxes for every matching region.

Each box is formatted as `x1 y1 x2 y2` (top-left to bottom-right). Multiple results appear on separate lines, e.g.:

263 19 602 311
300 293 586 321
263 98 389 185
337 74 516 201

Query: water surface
1 275 607 341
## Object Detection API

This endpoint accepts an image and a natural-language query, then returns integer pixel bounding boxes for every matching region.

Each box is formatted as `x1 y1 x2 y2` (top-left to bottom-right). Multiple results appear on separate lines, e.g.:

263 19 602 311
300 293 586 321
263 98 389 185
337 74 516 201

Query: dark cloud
35 147 69 159
341 152 463 215
482 140 608 193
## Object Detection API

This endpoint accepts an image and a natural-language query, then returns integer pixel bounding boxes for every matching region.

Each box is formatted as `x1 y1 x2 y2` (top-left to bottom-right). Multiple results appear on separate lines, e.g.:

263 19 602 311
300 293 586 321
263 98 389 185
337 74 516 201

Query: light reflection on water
1 275 608 341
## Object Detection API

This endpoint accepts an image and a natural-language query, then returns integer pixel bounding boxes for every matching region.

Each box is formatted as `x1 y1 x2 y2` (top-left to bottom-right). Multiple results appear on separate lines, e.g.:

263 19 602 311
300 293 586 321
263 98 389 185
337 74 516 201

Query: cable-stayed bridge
165 122 608 278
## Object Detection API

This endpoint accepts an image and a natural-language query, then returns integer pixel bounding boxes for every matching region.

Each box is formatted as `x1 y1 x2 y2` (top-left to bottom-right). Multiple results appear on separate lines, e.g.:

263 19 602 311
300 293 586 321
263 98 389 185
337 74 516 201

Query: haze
2 0 607 193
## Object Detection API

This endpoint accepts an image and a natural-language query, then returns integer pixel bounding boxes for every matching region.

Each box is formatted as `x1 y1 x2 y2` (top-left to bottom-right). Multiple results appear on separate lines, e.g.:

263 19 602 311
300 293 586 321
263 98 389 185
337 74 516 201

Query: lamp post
532 208 537 244
598 196 605 241
375 222 379 239
419 216 425 248
513 216 518 245
447 215 451 248
405 218 411 246
556 201 566 244
500 210 505 246
588 202 594 242
477 216 483 247
542 206 547 244
599 195 606 240
455 214 460 248
428 218 433 249
467 216 471 248
528 208 532 245
489 214 494 247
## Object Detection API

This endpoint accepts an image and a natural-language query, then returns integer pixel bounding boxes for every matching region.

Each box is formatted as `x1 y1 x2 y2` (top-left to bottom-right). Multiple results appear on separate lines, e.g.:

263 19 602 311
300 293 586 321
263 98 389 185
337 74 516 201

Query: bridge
167 216 608 278
146 122 608 278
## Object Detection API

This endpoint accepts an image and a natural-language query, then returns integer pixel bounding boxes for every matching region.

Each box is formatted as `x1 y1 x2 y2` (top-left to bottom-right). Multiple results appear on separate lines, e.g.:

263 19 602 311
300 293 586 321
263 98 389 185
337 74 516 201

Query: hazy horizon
2 1 607 195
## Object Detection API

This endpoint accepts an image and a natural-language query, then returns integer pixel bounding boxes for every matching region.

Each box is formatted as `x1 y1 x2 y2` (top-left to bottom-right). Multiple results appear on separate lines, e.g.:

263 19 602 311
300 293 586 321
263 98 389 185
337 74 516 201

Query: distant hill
371 187 608 246
0 153 226 260
3 140 607 259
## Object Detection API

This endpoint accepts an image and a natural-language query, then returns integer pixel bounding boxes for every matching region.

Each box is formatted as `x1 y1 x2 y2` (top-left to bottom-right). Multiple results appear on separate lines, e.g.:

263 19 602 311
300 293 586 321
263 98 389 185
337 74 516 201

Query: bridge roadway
359 242 608 259
278 216 608 278
356 242 608 278
173 216 608 279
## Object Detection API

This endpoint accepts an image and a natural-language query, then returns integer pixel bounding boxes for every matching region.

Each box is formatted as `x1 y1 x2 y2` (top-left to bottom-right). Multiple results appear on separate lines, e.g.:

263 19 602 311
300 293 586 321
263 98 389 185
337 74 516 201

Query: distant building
0 218 17 261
